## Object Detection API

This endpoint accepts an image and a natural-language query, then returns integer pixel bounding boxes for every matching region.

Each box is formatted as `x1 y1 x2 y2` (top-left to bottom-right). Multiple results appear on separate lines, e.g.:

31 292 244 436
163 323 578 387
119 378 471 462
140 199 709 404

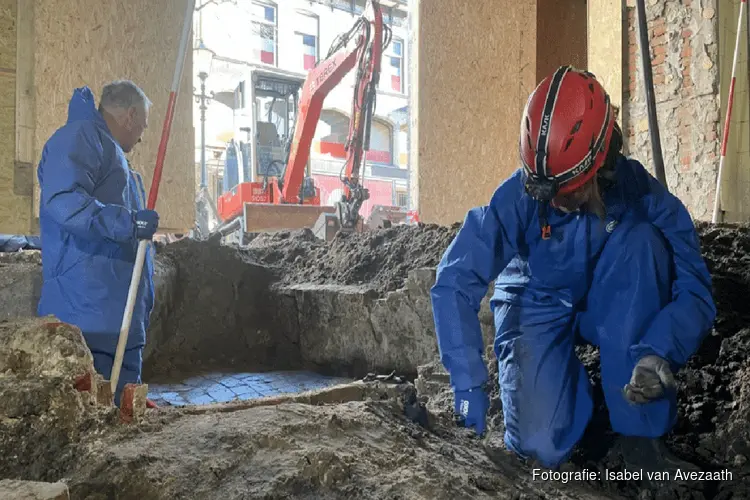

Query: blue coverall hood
67 87 98 124
36 86 155 404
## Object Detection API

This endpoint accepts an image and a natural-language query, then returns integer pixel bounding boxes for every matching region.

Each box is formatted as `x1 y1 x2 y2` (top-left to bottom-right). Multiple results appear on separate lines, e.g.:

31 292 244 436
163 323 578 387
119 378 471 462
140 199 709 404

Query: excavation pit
2 222 750 499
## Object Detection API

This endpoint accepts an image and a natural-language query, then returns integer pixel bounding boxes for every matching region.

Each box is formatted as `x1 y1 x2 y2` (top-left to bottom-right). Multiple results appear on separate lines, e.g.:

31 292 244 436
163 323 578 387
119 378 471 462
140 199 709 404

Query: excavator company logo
606 220 618 233
311 60 338 93
252 187 265 196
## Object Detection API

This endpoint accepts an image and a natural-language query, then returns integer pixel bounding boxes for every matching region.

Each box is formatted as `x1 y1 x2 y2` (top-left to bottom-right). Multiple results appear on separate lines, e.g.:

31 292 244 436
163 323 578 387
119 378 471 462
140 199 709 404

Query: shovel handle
110 239 149 393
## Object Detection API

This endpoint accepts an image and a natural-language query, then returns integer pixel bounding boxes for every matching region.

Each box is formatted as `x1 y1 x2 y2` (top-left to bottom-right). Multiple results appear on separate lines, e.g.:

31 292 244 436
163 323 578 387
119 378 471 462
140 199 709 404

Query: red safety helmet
520 66 616 202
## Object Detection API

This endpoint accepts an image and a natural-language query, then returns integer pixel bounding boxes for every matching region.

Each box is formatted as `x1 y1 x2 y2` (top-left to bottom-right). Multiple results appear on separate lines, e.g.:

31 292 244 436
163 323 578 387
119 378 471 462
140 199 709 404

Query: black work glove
623 355 675 404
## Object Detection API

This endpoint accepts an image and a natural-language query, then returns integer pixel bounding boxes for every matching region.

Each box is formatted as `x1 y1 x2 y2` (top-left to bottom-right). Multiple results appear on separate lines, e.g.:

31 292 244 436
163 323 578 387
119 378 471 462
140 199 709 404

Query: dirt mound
65 383 613 500
246 223 460 293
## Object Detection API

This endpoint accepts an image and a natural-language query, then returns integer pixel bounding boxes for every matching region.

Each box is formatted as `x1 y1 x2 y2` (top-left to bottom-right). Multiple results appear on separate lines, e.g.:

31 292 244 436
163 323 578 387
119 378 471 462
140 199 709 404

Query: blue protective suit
36 87 155 404
431 156 716 468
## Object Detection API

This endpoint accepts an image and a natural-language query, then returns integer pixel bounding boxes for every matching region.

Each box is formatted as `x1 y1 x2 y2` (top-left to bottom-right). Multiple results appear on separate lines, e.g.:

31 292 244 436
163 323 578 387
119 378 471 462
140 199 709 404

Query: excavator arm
280 0 390 230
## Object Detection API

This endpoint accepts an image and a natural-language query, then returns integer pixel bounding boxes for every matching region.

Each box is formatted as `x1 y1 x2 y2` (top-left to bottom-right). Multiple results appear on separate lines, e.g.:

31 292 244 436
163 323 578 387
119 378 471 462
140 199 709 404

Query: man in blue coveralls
37 81 160 405
431 66 716 472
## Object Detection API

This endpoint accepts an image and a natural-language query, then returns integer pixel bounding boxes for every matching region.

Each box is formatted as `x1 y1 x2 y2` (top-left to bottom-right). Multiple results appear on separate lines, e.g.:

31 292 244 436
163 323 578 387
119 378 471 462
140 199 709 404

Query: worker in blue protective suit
431 66 716 474
37 81 160 406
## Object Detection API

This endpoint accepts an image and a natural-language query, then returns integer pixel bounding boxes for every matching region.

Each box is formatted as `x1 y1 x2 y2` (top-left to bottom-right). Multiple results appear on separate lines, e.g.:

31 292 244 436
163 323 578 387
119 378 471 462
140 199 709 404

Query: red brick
119 383 149 424
681 87 694 98
707 130 718 142
74 372 92 392
652 53 666 66
681 155 691 166
653 64 665 75
682 66 691 77
652 45 666 55
681 44 692 58
682 29 693 38
652 34 667 46
652 25 666 38
684 0 691 5
653 74 665 85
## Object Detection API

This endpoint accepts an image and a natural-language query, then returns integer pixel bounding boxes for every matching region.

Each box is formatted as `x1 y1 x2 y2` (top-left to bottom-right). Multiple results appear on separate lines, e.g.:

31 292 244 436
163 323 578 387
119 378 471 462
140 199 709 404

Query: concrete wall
622 0 720 221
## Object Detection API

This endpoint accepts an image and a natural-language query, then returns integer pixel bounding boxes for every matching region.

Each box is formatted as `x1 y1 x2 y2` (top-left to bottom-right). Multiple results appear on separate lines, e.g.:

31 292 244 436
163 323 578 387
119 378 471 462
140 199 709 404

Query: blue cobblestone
148 371 352 407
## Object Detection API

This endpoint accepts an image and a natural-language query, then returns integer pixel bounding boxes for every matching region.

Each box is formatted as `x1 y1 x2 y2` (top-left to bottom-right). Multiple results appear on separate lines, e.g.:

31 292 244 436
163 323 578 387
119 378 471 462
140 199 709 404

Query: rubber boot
613 436 700 487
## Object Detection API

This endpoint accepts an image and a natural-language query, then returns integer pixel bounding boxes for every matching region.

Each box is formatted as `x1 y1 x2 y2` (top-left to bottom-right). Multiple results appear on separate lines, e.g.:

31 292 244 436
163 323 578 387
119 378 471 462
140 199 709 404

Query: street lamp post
194 39 215 190
193 39 216 238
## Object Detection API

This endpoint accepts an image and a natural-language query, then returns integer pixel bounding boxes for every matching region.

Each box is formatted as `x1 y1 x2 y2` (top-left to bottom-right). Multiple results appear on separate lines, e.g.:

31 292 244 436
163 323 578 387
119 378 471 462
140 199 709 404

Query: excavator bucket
242 202 336 235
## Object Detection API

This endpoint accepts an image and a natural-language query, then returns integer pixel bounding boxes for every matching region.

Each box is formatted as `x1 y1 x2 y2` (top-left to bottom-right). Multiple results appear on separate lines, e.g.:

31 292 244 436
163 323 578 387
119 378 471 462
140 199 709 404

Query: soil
3 221 750 499
245 223 461 294
143 237 296 381
241 221 750 499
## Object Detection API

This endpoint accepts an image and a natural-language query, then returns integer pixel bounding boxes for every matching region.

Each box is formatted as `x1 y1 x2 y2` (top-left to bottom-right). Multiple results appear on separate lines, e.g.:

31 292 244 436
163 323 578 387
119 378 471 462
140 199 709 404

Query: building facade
195 0 410 219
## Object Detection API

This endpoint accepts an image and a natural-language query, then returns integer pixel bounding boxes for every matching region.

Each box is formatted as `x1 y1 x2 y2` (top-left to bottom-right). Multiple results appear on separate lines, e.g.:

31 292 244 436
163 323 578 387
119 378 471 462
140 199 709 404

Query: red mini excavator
216 0 392 240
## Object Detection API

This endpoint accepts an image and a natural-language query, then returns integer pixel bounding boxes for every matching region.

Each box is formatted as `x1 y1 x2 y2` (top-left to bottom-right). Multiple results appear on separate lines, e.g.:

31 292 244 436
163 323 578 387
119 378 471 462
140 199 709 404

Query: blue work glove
134 209 159 240
454 387 489 436
623 355 675 404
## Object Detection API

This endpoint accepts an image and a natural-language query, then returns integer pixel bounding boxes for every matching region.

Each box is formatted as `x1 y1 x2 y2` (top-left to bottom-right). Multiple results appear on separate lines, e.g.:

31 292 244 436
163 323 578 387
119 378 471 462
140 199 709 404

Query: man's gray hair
98 80 152 113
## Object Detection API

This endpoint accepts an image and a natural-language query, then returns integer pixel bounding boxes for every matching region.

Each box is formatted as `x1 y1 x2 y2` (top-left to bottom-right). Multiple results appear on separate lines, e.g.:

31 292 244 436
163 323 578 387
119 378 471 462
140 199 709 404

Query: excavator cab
216 68 331 237
252 74 300 184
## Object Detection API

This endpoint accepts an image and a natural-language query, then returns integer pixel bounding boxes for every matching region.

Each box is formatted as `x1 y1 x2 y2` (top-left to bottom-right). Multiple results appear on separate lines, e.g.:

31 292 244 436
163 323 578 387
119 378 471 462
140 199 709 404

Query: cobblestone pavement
147 371 353 406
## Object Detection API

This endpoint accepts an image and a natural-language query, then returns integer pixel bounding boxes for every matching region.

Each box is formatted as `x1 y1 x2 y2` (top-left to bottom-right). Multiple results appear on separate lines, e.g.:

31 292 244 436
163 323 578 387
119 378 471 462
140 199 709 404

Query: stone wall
622 0 720 221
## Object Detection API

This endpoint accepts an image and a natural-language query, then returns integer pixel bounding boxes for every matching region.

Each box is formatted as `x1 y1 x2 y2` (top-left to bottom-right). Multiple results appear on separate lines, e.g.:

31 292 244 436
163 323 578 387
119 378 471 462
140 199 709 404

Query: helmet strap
524 172 558 240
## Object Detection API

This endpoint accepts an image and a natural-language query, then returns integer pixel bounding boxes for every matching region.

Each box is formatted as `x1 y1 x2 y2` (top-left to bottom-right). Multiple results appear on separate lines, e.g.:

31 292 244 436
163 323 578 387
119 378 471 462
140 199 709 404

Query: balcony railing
304 0 408 28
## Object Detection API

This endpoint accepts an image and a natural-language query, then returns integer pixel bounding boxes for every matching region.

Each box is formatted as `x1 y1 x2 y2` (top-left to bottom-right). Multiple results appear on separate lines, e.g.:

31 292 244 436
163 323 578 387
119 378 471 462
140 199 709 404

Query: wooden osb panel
536 0 588 81
0 0 32 234
587 0 623 112
414 0 537 225
719 0 750 219
33 0 194 231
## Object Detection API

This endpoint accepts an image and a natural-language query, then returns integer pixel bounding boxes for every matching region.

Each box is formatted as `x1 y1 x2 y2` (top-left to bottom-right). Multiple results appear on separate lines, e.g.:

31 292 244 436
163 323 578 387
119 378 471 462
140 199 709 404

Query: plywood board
537 0 588 81
32 0 195 232
0 0 33 235
414 0 537 225
719 0 750 219
587 0 624 111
